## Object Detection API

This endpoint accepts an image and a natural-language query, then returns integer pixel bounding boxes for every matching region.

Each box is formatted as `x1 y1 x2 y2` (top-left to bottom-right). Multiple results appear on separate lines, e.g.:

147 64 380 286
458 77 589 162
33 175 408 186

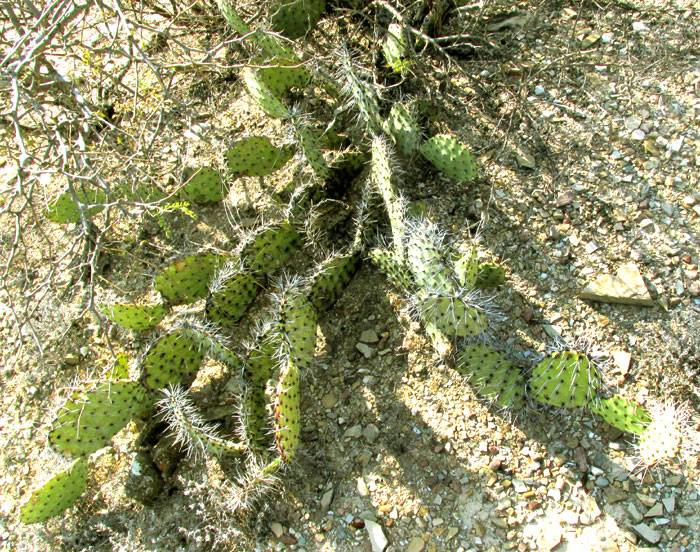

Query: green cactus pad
371 138 406 258
19 458 88 524
270 0 325 39
529 351 601 408
295 125 329 178
274 359 301 462
179 166 228 204
383 23 409 72
49 381 147 456
456 343 526 409
383 103 420 157
176 324 241 370
225 136 294 177
475 263 506 289
416 294 488 337
590 396 651 435
206 268 261 326
242 68 291 118
420 135 475 182
276 281 317 368
406 229 457 295
369 248 413 292
242 343 276 446
109 352 131 381
240 223 303 274
453 246 479 289
257 57 311 95
308 253 361 311
141 331 205 391
46 187 106 224
155 252 225 305
102 303 166 331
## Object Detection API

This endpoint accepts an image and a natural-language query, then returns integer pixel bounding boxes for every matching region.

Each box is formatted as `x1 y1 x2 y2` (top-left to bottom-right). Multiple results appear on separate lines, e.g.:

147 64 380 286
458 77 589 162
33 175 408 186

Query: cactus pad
369 248 413 291
240 223 302 274
179 166 228 204
46 187 106 224
406 225 457 294
242 68 291 118
225 136 294 177
19 458 88 523
590 396 650 435
456 343 526 409
475 263 506 289
420 135 475 182
206 267 261 326
529 351 601 408
49 381 147 456
294 124 329 178
274 359 301 462
308 253 361 311
155 252 225 305
453 246 479 289
383 103 420 157
416 294 488 337
257 57 311 95
141 331 205 390
102 303 166 331
383 23 408 72
270 0 325 39
109 352 131 381
276 282 317 368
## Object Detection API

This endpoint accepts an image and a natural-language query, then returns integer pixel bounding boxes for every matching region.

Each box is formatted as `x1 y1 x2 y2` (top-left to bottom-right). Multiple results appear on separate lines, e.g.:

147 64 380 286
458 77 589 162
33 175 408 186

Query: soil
1 1 699 552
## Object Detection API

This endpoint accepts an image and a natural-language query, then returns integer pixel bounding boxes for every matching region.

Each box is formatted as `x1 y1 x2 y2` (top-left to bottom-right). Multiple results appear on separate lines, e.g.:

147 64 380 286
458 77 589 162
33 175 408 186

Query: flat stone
271 522 285 538
628 503 643 523
645 502 664 517
512 479 528 493
581 31 601 49
345 424 363 438
556 191 575 207
604 486 627 504
625 116 642 131
632 523 661 544
406 537 425 552
540 528 562 550
364 519 388 552
359 329 379 343
362 423 380 443
662 496 675 513
612 350 631 375
321 488 334 510
561 510 579 525
356 342 374 359
631 129 646 141
516 152 536 169
322 392 338 409
580 263 654 305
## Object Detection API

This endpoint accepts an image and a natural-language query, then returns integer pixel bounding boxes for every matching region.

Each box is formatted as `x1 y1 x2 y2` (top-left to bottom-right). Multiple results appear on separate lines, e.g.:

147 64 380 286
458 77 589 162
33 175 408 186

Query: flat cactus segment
276 283 317 368
383 23 409 72
102 303 166 331
420 135 475 182
46 187 106 224
49 381 147 456
383 103 420 157
109 352 131 381
243 343 276 446
368 248 413 291
241 223 303 274
242 68 291 118
179 166 227 204
155 252 225 305
405 226 456 295
206 269 261 325
274 359 301 462
19 458 88 523
456 343 526 409
257 58 312 96
371 138 405 258
308 253 361 311
529 351 601 408
225 136 294 177
590 397 650 435
141 331 205 391
176 323 241 370
295 125 329 178
453 246 479 288
270 0 325 39
416 294 488 337
475 263 505 289
159 386 245 458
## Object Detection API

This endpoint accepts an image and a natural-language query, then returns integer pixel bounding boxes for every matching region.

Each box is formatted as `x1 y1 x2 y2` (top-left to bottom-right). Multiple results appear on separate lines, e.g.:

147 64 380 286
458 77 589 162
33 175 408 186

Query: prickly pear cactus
109 352 131 381
141 331 206 390
475 263 506 289
225 136 294 177
456 343 526 409
19 458 88 523
420 134 475 183
590 396 650 435
240 223 303 274
273 359 301 462
46 187 106 224
256 57 312 95
206 264 261 326
369 248 414 291
49 381 148 456
453 246 479 288
529 351 601 408
308 252 361 311
270 0 325 39
179 167 228 204
102 303 166 331
383 103 421 157
415 294 488 338
382 23 408 72
275 279 317 368
154 252 225 305
242 68 291 118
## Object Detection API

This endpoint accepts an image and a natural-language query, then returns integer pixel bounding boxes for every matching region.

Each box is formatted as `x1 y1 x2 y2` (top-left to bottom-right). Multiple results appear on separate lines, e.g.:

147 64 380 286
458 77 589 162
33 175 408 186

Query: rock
534 85 545 96
407 536 425 552
322 392 338 409
124 450 164 504
581 31 601 49
632 523 661 544
363 424 380 443
356 342 374 359
359 329 379 343
611 350 631 375
645 502 664 517
580 263 654 306
271 522 285 538
541 528 562 550
631 129 646 141
632 21 649 32
662 496 675 513
357 477 369 496
516 152 536 169
628 503 643 523
364 519 388 552
625 116 642 131
555 191 575 207
512 479 527 493
64 353 80 366
345 424 363 438
321 488 334 510
604 486 628 504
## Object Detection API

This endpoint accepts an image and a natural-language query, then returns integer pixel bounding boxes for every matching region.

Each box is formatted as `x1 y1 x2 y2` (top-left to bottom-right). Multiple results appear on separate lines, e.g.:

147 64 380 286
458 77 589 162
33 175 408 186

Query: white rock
667 137 684 152
632 21 649 32
364 519 388 552
631 129 646 140
624 116 642 131
534 85 545 96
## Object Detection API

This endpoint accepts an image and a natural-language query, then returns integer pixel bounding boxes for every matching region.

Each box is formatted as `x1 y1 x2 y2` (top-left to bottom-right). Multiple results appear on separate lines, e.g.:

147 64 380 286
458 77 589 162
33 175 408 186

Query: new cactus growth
49 381 148 456
270 0 325 39
274 278 317 368
109 352 131 381
179 166 228 204
453 246 479 288
102 303 166 331
19 458 88 524
141 331 205 390
456 343 526 409
154 252 226 305
589 396 651 435
225 136 294 177
420 135 476 182
529 351 601 408
206 263 262 326
382 23 409 72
